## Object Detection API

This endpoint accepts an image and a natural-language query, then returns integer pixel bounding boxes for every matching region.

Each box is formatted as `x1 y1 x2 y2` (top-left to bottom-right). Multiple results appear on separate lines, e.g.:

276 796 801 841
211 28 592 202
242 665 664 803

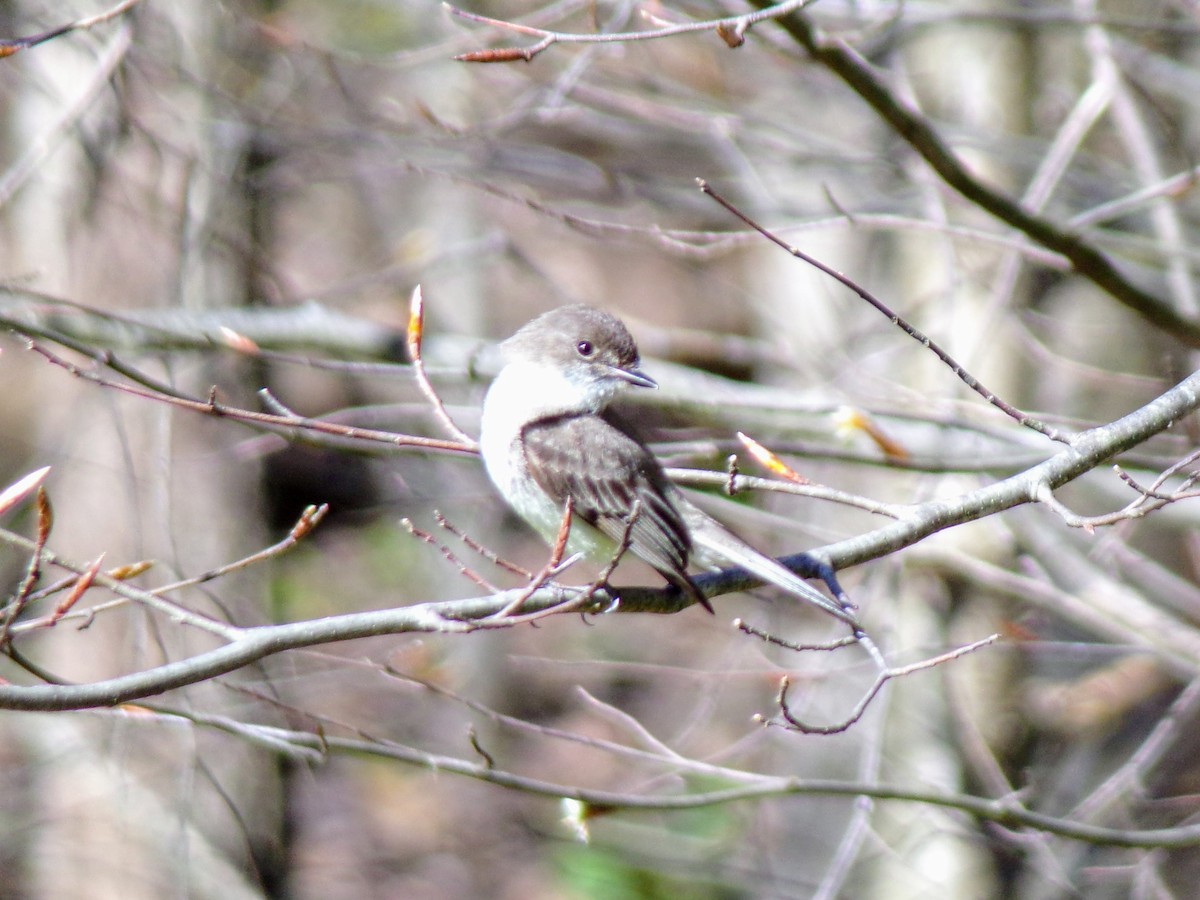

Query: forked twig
755 633 1002 735
401 518 500 593
434 511 534 579
489 497 577 619
486 498 643 624
1032 446 1200 532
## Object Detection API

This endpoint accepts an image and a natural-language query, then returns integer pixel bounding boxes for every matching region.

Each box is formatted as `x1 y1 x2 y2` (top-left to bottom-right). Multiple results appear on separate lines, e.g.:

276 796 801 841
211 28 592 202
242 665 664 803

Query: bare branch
749 2 1200 346
0 0 141 58
0 365 1194 710
152 708 1200 850
23 338 475 457
763 634 1001 735
447 0 817 63
698 179 1067 442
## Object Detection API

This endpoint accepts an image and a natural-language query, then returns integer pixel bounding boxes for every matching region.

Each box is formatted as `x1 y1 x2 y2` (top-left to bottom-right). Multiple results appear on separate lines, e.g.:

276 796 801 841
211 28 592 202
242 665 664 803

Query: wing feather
520 413 691 579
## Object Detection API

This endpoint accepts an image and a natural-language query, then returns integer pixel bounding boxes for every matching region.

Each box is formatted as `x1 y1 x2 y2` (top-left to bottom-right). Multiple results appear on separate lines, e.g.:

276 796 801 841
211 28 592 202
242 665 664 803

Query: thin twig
668 466 905 518
406 285 478 448
24 339 475 457
765 634 1002 734
2 507 331 638
149 505 330 597
401 517 500 593
0 486 52 645
573 687 686 760
735 618 860 653
488 498 577 619
466 725 496 769
1035 447 1200 530
0 0 141 56
584 498 640 603
0 466 50 517
697 179 1068 443
150 710 1200 849
447 0 816 62
434 511 534 579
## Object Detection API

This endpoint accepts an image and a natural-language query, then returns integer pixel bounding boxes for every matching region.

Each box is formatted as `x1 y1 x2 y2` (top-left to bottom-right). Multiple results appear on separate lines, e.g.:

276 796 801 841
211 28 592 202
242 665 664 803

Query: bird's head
500 305 657 414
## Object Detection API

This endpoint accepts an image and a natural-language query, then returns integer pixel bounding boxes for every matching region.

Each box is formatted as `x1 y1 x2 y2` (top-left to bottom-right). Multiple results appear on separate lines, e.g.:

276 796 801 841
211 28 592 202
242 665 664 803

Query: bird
479 304 857 626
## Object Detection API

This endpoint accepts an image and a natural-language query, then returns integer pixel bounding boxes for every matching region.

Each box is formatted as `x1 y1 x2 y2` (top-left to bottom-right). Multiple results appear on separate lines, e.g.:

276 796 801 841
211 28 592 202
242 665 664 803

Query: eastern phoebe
480 305 857 626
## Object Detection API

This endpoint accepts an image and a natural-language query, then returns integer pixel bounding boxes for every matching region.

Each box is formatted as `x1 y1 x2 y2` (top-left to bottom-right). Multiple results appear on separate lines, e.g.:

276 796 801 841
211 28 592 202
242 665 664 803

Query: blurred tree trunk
3 2 281 897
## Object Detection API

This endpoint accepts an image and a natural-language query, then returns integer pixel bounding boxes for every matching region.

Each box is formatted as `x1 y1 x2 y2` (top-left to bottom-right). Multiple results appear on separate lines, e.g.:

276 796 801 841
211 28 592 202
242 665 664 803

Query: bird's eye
576 340 594 357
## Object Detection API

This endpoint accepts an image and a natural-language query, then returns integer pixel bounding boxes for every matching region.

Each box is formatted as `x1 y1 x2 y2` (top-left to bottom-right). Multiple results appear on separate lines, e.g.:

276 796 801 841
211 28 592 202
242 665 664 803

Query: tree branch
3 368 1199 710
137 706 1200 850
754 4 1200 346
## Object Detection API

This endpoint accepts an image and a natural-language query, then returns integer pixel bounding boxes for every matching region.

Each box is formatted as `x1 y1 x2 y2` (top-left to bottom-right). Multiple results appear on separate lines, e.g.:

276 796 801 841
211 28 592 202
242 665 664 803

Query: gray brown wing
520 413 692 581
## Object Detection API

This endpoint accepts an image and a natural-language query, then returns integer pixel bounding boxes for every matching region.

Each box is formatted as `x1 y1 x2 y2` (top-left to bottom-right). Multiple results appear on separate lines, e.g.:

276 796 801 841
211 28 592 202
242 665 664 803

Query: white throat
486 358 616 424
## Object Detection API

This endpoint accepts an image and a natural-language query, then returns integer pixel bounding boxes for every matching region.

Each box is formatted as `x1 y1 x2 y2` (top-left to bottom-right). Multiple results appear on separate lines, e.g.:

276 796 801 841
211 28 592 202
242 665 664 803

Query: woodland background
3 1 1200 898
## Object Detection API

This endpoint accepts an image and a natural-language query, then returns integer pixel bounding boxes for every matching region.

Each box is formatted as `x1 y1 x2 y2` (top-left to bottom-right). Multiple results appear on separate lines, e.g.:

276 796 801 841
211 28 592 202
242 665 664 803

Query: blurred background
3 1 1200 897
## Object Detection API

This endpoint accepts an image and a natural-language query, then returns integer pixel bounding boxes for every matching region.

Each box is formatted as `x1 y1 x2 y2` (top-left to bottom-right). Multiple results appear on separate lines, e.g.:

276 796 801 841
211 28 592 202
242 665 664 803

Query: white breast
480 361 615 560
